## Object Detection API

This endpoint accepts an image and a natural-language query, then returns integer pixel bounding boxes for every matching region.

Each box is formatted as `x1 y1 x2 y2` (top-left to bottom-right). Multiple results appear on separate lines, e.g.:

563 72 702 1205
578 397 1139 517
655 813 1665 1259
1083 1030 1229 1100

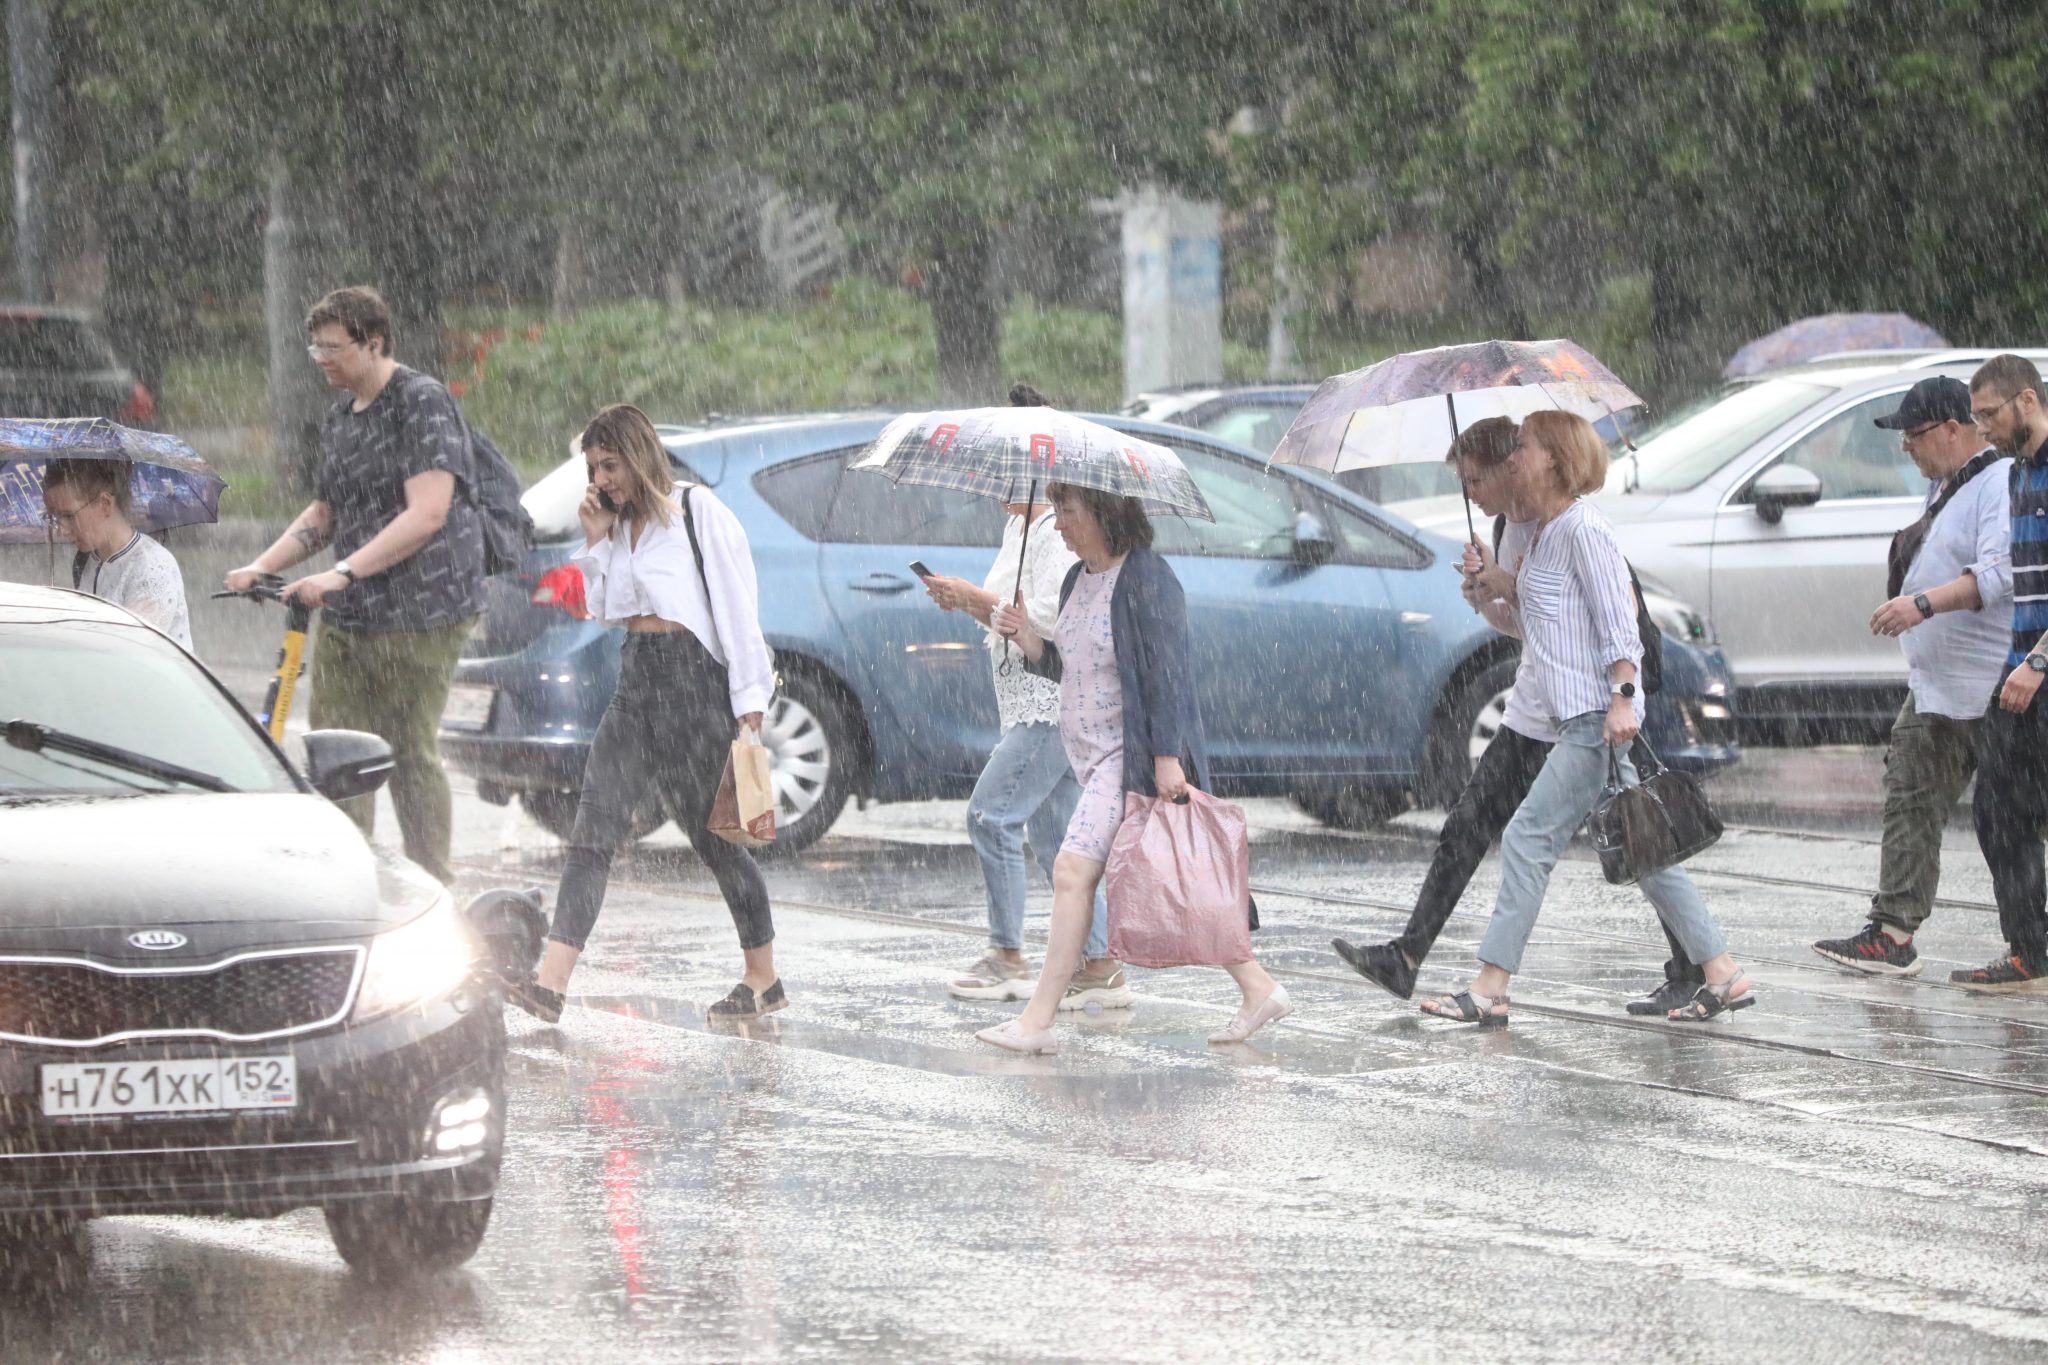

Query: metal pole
9 0 57 303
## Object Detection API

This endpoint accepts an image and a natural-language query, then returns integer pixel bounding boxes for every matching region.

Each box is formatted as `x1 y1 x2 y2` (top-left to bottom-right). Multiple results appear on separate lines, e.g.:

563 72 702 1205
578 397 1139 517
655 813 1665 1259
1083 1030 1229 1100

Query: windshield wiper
2 719 238 793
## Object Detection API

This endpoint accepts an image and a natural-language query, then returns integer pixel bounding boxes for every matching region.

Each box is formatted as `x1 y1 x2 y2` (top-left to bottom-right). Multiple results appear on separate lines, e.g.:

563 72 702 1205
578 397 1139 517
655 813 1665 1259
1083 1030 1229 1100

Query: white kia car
1386 349 2048 739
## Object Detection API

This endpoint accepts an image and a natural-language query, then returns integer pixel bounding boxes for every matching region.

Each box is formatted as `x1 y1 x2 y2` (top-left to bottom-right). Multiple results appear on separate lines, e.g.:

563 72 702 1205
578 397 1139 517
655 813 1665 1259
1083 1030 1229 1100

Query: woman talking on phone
509 404 783 1024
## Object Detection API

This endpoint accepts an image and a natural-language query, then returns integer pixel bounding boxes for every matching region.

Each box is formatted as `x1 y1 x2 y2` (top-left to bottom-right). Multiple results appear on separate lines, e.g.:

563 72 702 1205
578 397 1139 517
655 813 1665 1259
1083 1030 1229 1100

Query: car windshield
1619 380 1833 493
0 620 297 796
523 445 705 543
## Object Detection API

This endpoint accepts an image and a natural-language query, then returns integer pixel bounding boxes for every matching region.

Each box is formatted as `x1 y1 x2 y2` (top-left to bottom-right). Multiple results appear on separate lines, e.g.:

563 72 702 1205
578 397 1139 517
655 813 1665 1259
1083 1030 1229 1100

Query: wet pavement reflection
5 778 2047 1362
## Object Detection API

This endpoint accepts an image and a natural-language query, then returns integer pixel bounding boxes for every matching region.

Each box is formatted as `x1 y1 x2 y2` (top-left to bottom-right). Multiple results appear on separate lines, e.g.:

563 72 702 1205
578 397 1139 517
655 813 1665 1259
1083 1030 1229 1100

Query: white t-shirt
82 532 192 650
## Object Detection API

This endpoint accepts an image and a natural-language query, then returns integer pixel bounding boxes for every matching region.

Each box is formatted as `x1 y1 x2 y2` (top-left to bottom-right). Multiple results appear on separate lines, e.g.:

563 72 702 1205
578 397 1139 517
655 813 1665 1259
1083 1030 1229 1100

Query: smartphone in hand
909 560 935 579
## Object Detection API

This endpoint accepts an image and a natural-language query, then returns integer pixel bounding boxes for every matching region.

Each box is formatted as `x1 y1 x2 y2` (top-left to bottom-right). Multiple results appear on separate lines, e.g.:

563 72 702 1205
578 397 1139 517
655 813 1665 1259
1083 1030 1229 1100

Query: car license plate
40 1056 297 1119
441 684 496 731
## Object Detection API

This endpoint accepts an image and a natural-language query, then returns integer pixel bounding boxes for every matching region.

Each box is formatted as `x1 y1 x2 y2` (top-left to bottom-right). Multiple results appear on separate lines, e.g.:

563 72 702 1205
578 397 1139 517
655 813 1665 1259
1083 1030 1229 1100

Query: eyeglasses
305 339 357 359
1902 421 1944 441
1973 393 2018 427
42 509 81 528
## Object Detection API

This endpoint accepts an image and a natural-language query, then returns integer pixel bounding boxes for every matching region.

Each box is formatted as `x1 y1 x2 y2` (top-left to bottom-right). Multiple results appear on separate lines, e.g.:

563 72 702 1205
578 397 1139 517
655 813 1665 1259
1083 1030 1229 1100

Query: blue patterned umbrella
0 418 226 546
1723 313 1948 380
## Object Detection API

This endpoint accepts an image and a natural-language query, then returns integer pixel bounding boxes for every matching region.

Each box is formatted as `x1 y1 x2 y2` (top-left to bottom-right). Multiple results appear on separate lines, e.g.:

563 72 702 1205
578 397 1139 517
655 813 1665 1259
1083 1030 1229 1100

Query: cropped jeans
550 632 774 953
1479 711 1727 975
967 721 1108 959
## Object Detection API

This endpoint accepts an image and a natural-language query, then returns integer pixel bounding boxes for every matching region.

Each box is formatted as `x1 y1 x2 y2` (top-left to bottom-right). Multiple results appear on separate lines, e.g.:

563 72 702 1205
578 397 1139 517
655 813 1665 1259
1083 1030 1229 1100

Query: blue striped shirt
1512 499 1644 727
2006 439 2048 668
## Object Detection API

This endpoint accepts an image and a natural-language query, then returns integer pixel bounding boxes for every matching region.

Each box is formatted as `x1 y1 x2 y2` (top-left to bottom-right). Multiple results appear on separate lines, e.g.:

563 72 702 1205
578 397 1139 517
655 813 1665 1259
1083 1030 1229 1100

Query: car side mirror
1291 510 1336 565
1747 463 1823 525
302 729 396 802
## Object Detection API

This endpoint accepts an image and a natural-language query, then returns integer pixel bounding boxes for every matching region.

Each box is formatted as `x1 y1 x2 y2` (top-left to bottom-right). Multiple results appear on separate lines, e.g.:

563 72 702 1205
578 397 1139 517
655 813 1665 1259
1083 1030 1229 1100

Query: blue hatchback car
439 413 1739 852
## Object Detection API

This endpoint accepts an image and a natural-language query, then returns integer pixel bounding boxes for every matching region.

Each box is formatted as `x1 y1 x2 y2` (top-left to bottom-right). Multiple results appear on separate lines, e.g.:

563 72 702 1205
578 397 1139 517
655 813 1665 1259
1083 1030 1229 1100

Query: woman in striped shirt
1421 411 1753 1026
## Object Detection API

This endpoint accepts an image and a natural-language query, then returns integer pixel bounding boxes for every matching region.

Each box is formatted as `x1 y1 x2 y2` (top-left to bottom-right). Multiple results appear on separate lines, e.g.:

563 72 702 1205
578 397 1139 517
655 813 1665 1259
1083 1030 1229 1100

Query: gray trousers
1870 693 1978 934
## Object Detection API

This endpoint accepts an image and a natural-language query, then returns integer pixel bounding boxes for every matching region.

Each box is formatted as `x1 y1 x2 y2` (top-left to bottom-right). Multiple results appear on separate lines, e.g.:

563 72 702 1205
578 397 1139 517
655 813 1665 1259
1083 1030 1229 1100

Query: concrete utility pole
264 168 344 495
8 0 57 302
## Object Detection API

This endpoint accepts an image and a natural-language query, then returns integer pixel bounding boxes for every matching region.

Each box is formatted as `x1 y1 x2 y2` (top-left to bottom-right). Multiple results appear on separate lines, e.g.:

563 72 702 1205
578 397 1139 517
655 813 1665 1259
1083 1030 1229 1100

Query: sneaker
949 954 1035 1001
1949 955 2048 993
708 979 787 1019
1056 963 1135 1011
1813 923 1921 977
1331 939 1416 1000
1624 976 1703 1016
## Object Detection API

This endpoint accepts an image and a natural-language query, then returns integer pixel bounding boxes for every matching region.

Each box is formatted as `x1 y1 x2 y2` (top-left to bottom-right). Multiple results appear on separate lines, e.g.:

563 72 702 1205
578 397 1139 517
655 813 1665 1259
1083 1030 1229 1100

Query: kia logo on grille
127 930 189 951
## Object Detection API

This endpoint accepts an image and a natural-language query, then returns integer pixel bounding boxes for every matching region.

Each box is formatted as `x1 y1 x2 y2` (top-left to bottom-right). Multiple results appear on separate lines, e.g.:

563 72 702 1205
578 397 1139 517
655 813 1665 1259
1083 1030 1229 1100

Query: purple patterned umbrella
1269 338 1645 477
1723 313 1948 380
0 417 225 547
848 407 1211 520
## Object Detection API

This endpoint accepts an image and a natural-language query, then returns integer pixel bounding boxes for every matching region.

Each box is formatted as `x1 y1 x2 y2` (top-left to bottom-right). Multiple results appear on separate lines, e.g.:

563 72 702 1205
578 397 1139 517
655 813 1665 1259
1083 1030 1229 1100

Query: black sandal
708 979 787 1020
1668 971 1753 1023
506 977 564 1024
1419 989 1509 1028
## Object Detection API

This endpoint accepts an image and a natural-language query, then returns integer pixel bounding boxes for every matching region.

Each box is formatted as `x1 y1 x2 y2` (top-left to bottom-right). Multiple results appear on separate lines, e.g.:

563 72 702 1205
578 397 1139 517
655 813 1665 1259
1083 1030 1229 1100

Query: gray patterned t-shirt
316 366 485 633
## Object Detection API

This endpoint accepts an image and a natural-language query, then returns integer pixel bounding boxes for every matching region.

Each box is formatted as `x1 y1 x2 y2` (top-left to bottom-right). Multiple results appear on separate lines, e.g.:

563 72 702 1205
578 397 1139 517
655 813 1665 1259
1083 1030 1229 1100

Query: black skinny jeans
550 632 774 952
1972 687 2048 971
1391 726 1701 984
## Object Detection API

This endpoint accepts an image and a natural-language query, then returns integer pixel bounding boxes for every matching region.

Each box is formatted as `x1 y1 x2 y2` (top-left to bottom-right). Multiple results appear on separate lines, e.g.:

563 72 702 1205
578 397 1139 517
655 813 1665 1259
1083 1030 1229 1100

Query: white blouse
572 485 776 717
84 532 193 651
983 510 1073 731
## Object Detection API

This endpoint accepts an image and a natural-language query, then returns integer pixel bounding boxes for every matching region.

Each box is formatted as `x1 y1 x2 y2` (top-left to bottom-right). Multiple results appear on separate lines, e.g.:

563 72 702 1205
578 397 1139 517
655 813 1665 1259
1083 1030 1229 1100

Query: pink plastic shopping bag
1105 788 1253 968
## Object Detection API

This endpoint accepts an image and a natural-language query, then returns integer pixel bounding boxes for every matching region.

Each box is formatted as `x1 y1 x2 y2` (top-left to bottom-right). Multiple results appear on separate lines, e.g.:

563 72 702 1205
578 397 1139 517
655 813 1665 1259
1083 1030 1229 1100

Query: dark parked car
0 307 154 423
440 414 1738 852
0 583 507 1275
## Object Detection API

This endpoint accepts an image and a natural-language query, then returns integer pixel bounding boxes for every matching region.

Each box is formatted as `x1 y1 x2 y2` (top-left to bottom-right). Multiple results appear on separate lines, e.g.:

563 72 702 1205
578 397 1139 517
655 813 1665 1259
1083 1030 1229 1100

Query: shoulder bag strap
678 484 721 656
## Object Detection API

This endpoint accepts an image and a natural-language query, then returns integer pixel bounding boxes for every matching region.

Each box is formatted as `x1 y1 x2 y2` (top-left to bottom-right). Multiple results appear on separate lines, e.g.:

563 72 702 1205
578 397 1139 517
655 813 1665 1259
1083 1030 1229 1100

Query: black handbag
1586 740 1723 885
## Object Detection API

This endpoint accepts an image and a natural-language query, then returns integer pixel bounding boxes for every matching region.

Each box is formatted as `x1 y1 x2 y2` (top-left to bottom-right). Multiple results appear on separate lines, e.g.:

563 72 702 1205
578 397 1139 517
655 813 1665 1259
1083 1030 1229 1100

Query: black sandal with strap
1668 971 1753 1023
1419 989 1510 1028
708 979 787 1020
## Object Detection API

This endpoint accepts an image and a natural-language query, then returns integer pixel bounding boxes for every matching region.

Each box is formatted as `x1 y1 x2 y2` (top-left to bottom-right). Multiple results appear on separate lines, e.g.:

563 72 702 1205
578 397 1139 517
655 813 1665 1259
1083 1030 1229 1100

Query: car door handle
848 572 916 594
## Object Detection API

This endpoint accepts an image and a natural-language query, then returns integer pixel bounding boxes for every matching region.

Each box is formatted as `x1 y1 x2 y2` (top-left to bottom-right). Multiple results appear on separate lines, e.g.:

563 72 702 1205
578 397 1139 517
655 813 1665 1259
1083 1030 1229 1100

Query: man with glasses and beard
1812 378 2009 979
1958 354 2048 991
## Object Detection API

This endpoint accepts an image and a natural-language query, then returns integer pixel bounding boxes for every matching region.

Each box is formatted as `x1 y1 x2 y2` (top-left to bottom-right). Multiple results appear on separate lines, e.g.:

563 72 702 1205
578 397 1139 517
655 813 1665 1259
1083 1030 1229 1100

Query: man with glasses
224 286 484 885
1813 377 2009 978
1957 354 2048 991
41 456 193 649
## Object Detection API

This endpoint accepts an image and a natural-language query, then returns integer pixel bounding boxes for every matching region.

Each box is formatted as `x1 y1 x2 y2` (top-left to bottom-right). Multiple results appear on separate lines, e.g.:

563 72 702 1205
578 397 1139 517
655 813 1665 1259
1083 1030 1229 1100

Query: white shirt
1488 518 1561 743
983 510 1075 731
572 485 775 717
1511 499 1644 728
83 532 192 650
1899 450 2013 719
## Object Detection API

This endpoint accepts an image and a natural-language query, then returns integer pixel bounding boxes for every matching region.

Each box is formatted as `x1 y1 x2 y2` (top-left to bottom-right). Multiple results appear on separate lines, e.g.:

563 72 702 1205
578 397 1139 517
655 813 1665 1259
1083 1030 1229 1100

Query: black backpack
465 427 535 578
1492 515 1662 694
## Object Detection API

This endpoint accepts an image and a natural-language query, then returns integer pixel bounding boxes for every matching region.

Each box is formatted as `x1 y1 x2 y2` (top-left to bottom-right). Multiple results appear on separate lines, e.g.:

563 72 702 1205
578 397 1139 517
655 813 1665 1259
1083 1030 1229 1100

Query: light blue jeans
1479 711 1729 974
968 722 1108 958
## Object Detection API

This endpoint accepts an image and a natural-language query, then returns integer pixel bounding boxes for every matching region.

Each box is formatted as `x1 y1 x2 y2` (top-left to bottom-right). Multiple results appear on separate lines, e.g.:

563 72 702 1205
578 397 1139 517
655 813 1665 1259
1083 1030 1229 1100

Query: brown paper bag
708 728 776 847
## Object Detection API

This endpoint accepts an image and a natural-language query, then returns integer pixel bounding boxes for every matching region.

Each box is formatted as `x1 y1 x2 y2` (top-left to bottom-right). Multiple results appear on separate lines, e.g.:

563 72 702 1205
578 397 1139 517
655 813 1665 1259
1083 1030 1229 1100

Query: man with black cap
1814 376 2010 977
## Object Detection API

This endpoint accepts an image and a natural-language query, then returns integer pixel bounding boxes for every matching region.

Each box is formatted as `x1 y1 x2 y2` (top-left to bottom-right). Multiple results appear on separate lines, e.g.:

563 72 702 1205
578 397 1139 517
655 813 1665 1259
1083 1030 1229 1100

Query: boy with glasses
41 457 192 649
1958 354 2048 991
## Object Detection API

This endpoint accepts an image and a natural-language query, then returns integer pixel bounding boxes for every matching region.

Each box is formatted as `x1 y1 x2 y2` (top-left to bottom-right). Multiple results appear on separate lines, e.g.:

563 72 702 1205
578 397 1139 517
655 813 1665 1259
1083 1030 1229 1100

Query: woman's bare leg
1221 958 1277 1008
1016 852 1104 1032
537 940 580 993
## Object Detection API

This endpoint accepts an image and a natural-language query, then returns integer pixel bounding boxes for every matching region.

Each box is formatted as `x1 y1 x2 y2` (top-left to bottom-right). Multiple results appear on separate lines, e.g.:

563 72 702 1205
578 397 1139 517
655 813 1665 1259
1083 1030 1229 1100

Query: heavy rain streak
3 2 2048 1361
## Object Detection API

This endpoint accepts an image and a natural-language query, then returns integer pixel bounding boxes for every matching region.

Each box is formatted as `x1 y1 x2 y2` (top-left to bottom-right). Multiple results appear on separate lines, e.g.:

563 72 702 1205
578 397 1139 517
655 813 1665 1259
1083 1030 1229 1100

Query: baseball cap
1873 376 1973 430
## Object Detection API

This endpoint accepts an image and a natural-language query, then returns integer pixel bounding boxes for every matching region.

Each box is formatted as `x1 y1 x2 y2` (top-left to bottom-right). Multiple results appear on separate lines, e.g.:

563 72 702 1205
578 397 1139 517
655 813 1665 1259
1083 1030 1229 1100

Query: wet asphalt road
5 768 2048 1363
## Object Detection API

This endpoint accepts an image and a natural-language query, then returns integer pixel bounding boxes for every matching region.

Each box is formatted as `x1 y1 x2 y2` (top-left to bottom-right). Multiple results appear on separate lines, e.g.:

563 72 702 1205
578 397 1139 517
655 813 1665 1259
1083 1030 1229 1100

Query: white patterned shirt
82 531 192 650
984 510 1074 731
1512 499 1644 727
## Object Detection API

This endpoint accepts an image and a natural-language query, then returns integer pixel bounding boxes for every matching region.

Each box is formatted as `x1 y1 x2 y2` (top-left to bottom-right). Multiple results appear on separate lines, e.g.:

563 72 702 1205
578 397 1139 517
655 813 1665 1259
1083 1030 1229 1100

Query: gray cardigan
1023 545 1211 798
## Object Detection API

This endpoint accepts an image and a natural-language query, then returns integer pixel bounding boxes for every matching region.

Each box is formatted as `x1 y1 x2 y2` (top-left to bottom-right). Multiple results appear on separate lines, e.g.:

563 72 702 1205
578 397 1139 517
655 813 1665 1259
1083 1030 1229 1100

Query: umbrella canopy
848 407 1213 521
1269 339 1646 475
0 417 226 546
1723 312 1948 380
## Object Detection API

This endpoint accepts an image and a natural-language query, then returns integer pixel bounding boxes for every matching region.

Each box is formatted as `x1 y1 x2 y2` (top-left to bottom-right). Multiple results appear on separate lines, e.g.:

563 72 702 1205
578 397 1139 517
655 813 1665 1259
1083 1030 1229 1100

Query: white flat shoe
976 1019 1057 1054
1209 984 1292 1045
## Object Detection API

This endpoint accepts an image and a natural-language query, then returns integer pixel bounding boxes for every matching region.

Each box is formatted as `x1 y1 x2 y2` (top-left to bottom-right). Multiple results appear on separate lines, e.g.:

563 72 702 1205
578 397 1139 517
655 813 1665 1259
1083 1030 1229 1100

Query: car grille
0 949 364 1047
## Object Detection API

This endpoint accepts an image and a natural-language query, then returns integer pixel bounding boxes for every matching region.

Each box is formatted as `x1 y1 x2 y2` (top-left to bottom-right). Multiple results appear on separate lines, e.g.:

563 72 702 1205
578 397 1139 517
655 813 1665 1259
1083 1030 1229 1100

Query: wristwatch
1913 592 1934 619
1610 681 1637 699
2028 653 2048 674
332 559 357 584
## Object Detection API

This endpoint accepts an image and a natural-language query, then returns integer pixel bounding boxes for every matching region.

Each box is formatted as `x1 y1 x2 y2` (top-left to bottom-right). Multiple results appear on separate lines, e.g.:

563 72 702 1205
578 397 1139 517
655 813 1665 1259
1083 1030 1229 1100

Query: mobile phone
909 560 934 579
597 489 619 513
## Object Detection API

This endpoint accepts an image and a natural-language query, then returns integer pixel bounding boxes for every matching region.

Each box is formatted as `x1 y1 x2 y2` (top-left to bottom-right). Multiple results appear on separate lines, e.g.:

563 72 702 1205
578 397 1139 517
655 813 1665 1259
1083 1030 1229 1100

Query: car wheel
517 788 666 844
325 1196 492 1278
1423 656 1520 807
754 671 859 857
1292 787 1410 829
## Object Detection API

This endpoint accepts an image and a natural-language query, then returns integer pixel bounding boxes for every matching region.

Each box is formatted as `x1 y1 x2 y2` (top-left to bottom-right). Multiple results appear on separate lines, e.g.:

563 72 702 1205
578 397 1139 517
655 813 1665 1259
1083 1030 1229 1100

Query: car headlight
351 896 478 1021
1641 588 1710 645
